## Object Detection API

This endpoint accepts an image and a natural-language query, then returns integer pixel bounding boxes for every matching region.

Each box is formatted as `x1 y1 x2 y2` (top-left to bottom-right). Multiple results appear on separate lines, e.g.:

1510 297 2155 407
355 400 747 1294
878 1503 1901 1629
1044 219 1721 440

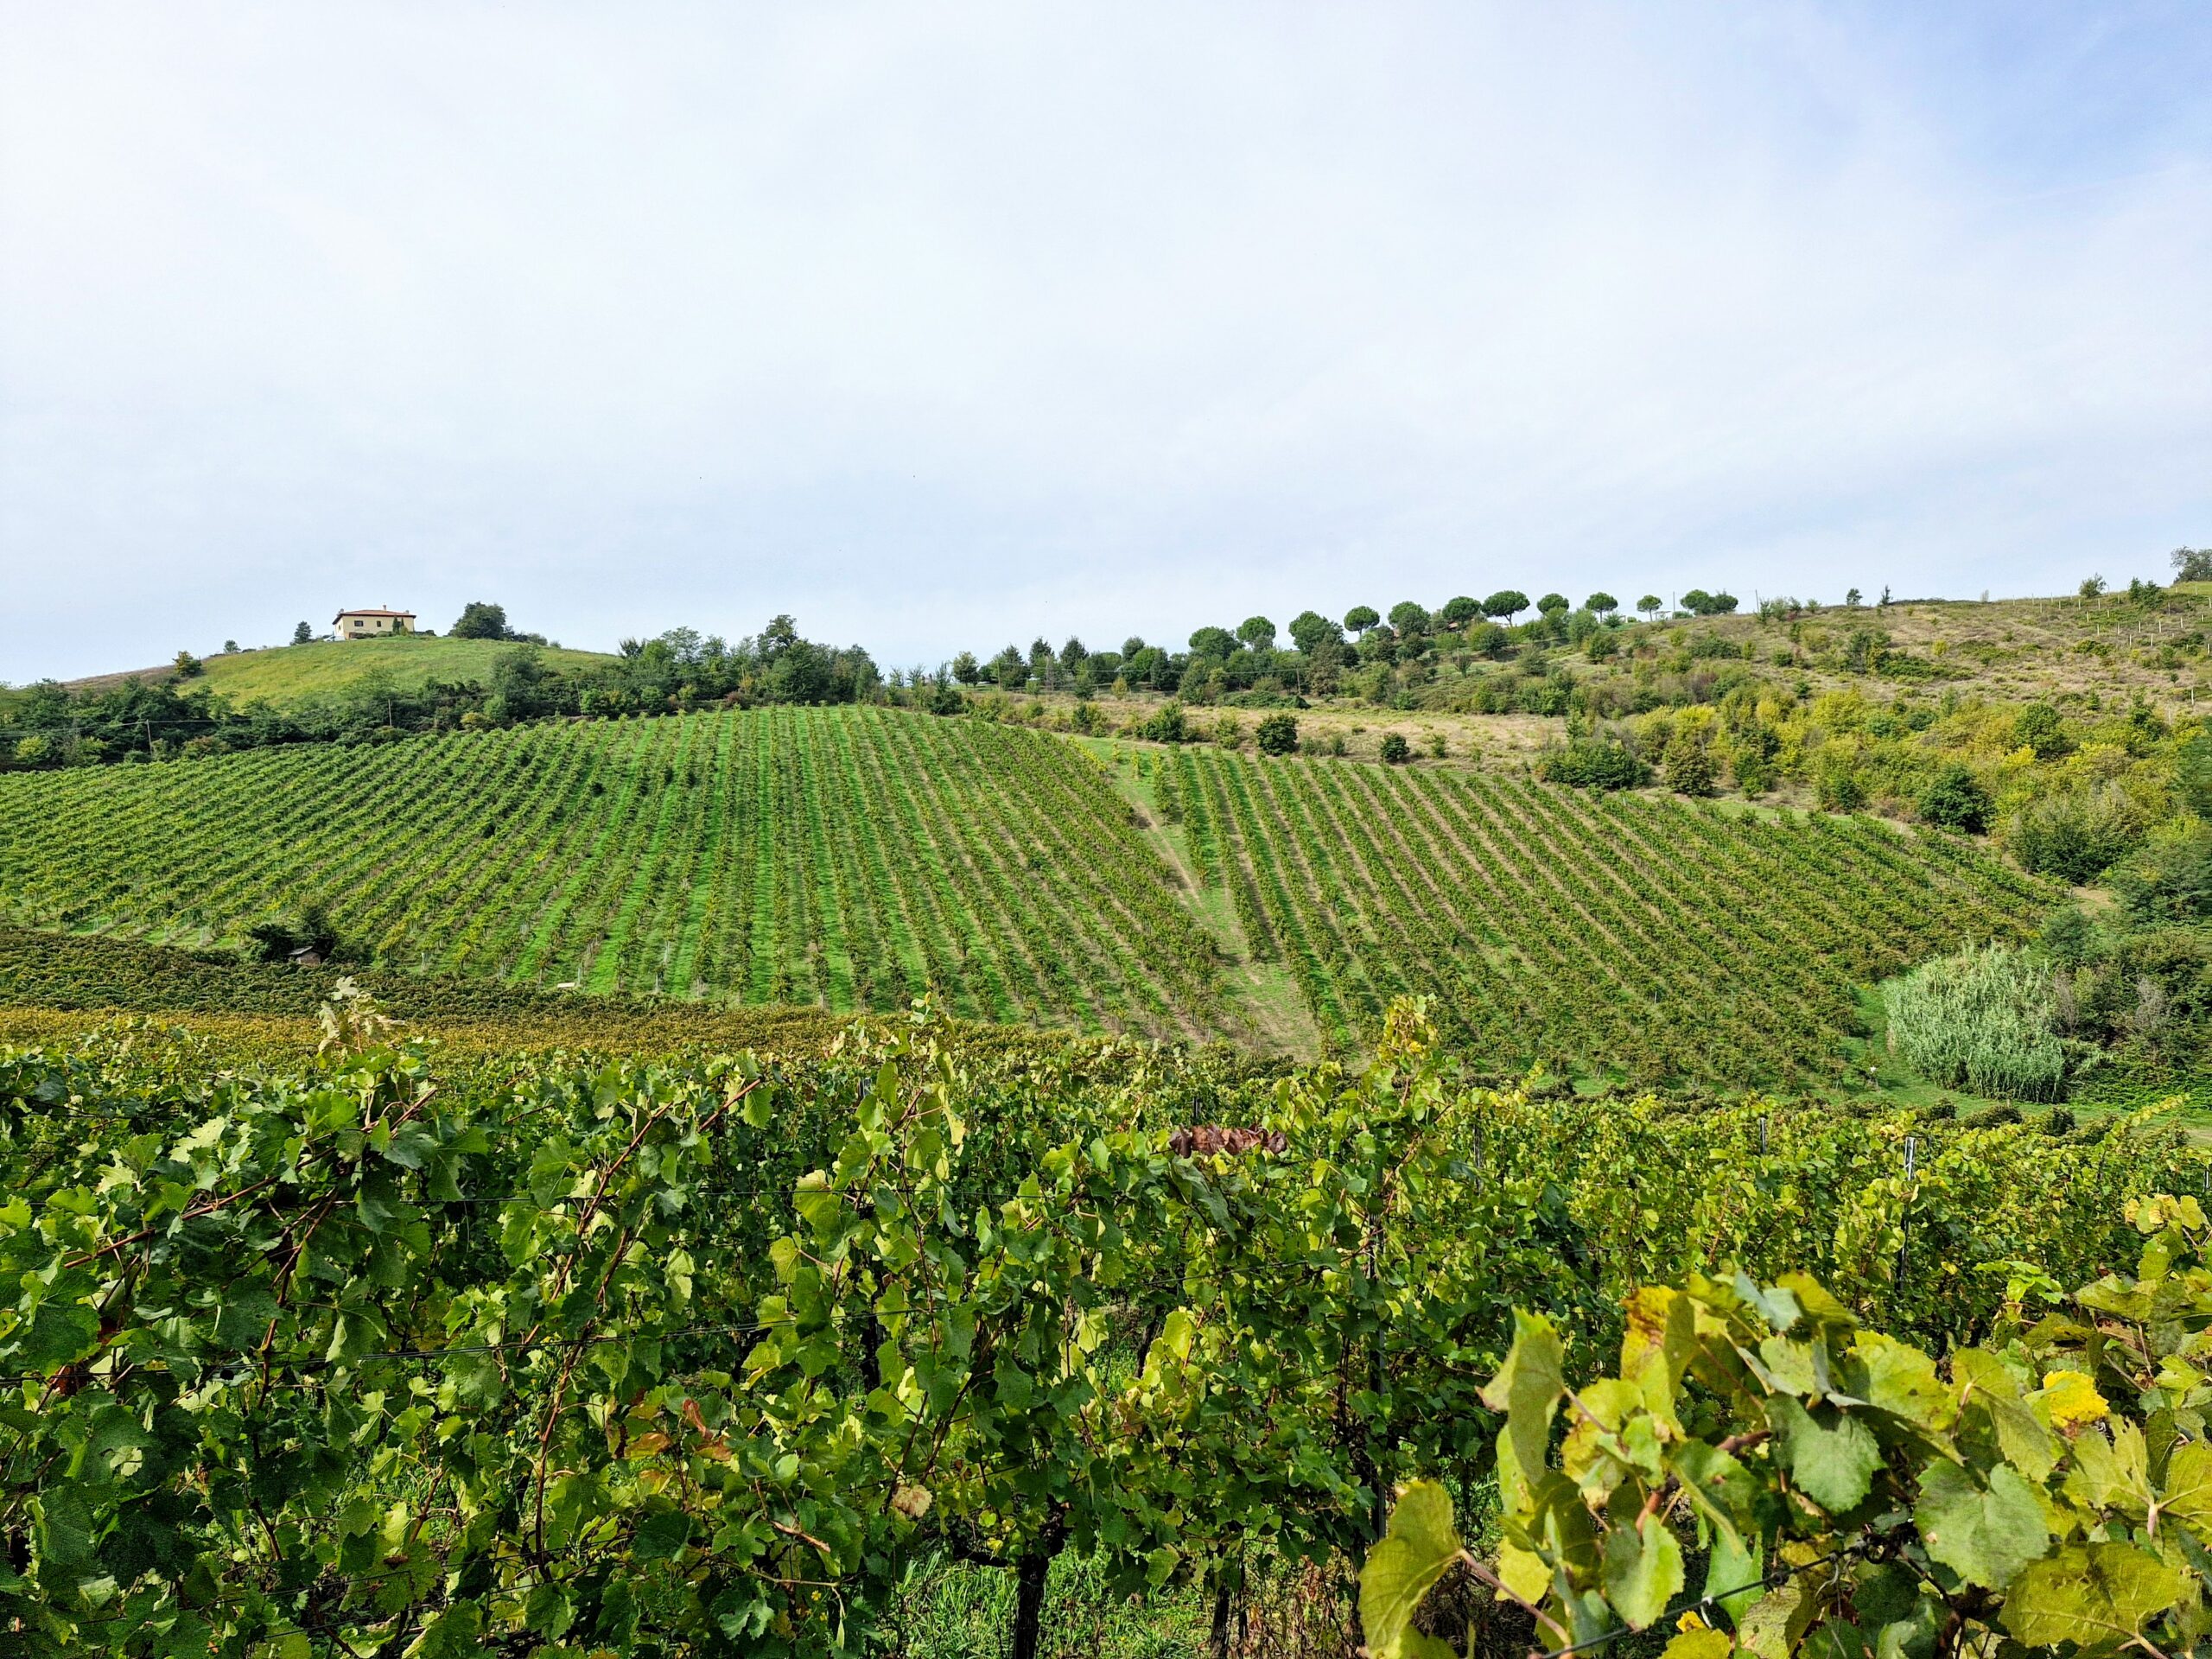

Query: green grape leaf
2001 1542 2185 1649
1361 1480 1464 1659
1601 1512 1684 1630
1914 1461 2048 1591
1481 1310 1564 1491
1768 1395 1883 1514
2159 1440 2212 1538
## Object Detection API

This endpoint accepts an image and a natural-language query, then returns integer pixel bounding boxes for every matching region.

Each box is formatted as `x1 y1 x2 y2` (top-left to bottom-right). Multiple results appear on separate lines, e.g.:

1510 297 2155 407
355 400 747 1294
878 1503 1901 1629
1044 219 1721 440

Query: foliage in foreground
0 998 2198 1655
1368 1197 2212 1659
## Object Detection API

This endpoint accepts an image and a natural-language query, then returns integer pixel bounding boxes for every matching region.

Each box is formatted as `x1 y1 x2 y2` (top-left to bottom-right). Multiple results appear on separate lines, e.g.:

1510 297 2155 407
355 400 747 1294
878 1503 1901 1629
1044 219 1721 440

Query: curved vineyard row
0 709 1234 1043
1172 747 2056 1083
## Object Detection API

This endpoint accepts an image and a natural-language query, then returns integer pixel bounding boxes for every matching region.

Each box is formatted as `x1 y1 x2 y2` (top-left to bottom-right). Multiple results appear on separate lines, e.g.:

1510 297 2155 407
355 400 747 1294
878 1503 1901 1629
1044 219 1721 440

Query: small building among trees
333 607 416 639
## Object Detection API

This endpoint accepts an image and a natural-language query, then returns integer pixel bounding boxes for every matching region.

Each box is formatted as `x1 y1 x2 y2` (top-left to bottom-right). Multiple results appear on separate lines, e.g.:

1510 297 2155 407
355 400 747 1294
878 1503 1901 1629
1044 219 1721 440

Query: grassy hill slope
198 634 617 703
50 635 618 705
0 704 2050 1081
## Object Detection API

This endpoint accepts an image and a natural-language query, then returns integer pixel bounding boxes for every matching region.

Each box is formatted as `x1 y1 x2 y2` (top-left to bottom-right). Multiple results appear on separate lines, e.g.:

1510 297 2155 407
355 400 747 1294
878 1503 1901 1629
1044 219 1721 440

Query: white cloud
2 1 2207 677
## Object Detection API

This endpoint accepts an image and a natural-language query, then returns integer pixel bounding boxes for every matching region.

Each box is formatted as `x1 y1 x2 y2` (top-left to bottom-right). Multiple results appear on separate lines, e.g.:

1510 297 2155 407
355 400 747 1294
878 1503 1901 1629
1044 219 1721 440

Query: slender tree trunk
1011 1549 1052 1659
1210 1578 1234 1659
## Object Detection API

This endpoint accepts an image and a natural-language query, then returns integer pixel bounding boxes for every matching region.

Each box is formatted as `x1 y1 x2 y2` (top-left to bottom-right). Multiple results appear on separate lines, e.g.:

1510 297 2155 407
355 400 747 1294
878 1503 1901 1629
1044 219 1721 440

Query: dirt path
1097 748 1323 1061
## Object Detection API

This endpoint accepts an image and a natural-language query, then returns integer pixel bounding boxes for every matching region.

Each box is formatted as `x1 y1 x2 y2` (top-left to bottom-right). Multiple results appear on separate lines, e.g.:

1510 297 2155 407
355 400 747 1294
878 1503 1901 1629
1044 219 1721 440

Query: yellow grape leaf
2032 1370 2109 1435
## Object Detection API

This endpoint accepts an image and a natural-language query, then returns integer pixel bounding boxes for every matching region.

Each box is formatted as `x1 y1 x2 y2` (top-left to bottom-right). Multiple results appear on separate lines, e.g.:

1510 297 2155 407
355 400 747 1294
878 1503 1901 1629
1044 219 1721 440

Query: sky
3 2 2209 683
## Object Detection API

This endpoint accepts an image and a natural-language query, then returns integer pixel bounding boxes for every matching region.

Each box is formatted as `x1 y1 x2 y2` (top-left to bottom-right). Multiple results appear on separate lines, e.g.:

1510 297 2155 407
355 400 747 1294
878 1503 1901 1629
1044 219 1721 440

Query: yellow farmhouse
333 607 416 639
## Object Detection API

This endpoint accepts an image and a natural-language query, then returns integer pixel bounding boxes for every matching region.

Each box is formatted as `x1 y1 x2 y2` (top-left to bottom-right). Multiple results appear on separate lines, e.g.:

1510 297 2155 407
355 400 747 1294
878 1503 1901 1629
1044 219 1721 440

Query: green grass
196 634 616 704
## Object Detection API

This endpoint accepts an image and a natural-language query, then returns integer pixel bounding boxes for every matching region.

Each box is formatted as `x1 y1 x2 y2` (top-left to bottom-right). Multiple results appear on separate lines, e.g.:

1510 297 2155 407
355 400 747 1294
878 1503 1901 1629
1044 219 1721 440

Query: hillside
0 702 2043 1082
194 633 616 703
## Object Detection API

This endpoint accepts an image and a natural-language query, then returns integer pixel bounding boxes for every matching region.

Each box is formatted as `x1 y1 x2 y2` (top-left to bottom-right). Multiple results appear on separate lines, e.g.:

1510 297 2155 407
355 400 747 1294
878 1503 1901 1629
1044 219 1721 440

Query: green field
0 704 2048 1081
196 633 615 703
0 707 1233 1043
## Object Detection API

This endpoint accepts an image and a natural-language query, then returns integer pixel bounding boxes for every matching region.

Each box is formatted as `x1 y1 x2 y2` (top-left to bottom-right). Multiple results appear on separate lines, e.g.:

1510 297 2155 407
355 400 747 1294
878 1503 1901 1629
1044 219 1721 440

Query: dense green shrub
1535 740 1647 791
1883 941 2066 1100
1253 712 1298 755
2008 785 2145 884
1916 760 1993 831
2111 819 2212 923
1379 732 1410 764
1138 700 1189 744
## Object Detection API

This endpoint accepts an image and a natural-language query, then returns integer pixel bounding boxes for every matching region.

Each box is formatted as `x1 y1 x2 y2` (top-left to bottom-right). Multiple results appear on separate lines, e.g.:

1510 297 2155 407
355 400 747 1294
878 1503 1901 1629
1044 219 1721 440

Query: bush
1253 713 1298 756
1138 701 1188 745
1916 762 1992 832
2043 1106 2078 1136
2007 785 2144 884
1536 740 1648 791
1815 760 1866 812
2012 701 2070 759
2111 820 2212 923
1882 942 2066 1100
1379 733 1410 764
926 681 967 716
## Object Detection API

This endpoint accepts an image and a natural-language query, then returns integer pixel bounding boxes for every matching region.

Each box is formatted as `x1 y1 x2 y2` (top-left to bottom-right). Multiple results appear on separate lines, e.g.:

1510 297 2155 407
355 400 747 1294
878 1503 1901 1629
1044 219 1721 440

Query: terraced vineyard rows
0 708 1234 1042
1173 747 2055 1082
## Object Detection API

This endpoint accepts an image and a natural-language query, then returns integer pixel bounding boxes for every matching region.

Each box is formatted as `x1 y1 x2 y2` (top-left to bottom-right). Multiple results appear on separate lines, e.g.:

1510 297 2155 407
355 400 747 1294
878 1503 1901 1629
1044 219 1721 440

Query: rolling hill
59 633 619 706
0 703 2046 1081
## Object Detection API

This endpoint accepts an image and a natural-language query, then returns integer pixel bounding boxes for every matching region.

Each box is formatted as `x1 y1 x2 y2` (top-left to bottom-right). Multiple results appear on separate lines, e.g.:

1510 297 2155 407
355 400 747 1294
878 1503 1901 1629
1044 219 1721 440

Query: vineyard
0 707 2055 1080
0 1001 2196 1656
0 708 1232 1043
1166 747 2054 1081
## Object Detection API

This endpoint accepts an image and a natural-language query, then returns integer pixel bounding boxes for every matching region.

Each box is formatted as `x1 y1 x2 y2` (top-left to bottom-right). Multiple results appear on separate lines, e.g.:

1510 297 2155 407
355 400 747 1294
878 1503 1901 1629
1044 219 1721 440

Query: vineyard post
1897 1134 1917 1289
1758 1115 1769 1156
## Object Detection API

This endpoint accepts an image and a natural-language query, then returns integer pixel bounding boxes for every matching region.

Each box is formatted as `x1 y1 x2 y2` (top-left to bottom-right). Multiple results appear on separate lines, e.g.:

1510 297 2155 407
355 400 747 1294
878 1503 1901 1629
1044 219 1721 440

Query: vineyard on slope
1167 747 2055 1082
0 708 1231 1043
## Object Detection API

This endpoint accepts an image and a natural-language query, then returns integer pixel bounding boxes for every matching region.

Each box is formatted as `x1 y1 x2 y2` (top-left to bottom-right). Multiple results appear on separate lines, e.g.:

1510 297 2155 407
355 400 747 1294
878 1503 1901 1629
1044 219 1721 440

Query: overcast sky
3 2 2209 682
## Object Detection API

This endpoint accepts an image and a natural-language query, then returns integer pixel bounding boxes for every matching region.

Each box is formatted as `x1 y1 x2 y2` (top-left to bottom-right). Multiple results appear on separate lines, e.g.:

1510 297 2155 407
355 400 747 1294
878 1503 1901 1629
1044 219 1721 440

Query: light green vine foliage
1363 1195 2212 1658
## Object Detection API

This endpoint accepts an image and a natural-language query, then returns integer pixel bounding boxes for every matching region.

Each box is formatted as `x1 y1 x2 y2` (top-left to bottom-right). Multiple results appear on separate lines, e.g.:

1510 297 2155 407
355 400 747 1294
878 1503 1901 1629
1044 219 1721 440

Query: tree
1439 595 1480 629
991 645 1027 689
1388 601 1430 636
1379 732 1411 764
1535 593 1568 617
1917 762 1992 833
1236 616 1277 652
1344 605 1380 634
2080 574 2107 602
450 601 512 640
1287 610 1340 655
1679 588 1740 616
1586 592 1617 616
950 651 981 685
1845 586 1862 607
173 651 204 679
222 639 238 654
1634 594 1660 620
1188 626 1236 661
1254 712 1298 755
2173 547 2212 582
1662 734 1714 797
291 620 313 645
1481 590 1529 623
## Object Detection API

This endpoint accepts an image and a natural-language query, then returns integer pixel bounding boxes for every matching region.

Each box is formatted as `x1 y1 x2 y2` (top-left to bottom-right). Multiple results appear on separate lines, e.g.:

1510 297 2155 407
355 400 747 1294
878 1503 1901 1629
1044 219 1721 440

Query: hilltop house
333 607 416 639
